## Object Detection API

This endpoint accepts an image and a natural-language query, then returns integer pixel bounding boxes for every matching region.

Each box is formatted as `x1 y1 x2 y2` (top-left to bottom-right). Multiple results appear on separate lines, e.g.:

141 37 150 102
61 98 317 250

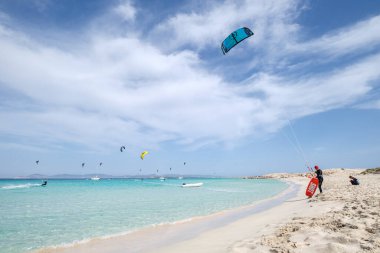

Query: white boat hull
181 182 203 188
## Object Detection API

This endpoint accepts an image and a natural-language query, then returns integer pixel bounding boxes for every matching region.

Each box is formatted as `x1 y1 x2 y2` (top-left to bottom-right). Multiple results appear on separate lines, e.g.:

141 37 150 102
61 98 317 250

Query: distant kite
120 146 126 152
99 162 103 166
140 151 149 160
82 163 85 167
221 27 254 54
36 160 39 165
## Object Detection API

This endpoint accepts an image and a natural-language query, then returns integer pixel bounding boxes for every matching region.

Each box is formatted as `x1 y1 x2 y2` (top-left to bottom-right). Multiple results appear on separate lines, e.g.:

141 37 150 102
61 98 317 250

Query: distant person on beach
315 165 323 193
349 176 359 185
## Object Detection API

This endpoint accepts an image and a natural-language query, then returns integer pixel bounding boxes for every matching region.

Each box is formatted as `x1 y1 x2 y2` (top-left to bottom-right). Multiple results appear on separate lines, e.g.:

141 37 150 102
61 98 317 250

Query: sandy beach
38 169 379 253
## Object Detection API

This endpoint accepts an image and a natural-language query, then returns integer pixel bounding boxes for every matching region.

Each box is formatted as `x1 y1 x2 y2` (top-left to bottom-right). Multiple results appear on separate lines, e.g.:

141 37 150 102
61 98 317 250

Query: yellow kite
140 151 149 160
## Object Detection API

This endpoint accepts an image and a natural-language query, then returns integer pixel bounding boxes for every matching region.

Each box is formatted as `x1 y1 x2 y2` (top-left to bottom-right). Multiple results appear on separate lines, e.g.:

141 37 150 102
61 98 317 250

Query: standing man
315 165 323 193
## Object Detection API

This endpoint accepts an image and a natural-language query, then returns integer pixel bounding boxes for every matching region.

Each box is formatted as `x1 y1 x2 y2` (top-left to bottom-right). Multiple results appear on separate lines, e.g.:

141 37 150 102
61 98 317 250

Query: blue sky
1 0 380 177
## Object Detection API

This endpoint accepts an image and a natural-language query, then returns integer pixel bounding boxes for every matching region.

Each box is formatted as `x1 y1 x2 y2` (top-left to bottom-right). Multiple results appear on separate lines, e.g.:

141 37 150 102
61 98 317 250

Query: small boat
181 182 203 188
178 176 183 179
159 176 166 181
91 176 100 181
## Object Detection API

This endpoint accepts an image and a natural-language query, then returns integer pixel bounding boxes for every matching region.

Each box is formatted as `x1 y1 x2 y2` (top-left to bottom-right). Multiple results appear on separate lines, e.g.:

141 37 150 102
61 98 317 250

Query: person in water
349 176 359 185
41 180 47 186
314 165 323 193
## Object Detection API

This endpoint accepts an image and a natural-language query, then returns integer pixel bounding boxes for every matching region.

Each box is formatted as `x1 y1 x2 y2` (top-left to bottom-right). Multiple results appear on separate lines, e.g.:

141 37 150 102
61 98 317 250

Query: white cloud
0 21 256 150
242 52 380 120
32 0 52 12
151 0 302 52
113 1 137 22
288 15 380 59
153 1 380 72
355 100 380 109
1 0 380 153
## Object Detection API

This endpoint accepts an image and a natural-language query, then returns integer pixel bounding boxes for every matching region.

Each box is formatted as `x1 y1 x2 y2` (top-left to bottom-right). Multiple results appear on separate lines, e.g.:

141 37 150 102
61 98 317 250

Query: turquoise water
0 178 288 253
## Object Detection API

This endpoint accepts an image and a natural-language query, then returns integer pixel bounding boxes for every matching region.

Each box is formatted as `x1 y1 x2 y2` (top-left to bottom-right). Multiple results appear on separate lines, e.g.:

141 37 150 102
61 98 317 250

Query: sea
0 178 288 253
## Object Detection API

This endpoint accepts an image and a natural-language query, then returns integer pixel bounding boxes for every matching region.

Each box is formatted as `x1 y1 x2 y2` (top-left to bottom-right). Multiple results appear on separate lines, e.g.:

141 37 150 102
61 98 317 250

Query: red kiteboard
305 177 319 198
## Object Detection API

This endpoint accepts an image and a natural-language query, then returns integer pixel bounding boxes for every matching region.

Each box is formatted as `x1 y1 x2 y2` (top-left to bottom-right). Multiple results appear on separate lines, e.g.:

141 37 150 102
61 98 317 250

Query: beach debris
221 27 254 54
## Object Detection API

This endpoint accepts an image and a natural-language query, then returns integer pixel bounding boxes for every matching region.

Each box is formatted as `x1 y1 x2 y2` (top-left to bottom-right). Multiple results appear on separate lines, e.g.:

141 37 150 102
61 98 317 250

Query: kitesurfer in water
349 176 359 185
41 180 47 186
315 165 323 193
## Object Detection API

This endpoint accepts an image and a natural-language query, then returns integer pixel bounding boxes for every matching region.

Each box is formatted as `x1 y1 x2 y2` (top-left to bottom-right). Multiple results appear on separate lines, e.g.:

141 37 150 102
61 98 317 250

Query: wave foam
1 183 41 190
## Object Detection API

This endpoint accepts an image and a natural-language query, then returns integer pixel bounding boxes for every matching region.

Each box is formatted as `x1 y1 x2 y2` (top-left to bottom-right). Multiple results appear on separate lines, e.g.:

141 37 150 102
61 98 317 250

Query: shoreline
35 179 298 253
36 169 380 253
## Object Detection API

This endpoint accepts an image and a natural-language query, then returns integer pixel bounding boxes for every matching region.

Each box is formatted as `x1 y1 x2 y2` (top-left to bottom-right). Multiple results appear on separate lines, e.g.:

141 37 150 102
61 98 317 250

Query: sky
0 0 380 177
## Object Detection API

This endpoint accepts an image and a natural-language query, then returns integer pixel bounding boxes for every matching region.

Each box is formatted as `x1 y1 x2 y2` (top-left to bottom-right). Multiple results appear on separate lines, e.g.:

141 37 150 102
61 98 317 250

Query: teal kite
221 27 254 54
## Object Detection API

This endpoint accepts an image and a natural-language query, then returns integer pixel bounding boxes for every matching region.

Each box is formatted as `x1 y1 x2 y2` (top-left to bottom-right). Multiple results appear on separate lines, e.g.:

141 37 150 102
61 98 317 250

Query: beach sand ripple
234 170 380 253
